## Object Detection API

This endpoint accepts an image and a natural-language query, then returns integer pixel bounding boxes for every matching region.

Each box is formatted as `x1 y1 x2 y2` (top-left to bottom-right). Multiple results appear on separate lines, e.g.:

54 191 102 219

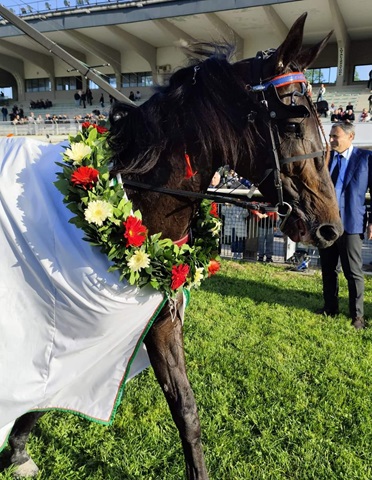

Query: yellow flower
84 200 113 226
192 267 204 287
65 142 92 164
128 250 151 272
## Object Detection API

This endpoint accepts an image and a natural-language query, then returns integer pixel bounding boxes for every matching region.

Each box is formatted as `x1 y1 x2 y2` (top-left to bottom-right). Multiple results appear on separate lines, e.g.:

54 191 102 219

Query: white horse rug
0 137 176 449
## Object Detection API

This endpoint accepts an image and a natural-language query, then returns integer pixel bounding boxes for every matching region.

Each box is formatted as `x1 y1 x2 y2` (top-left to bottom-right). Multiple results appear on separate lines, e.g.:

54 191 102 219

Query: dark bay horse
2 13 342 480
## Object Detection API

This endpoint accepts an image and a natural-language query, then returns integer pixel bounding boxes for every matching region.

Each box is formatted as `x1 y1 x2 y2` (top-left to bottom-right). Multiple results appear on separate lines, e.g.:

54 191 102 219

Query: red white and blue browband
251 72 307 92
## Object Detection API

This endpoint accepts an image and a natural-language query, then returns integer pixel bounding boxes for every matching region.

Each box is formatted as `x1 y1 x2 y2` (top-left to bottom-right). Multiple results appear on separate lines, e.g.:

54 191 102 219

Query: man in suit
317 122 372 329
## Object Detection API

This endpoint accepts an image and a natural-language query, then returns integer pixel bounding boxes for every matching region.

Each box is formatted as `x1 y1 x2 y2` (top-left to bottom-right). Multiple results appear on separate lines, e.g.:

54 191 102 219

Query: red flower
171 264 190 290
95 125 108 134
123 215 148 247
82 121 91 130
208 260 220 277
71 166 99 189
210 202 219 218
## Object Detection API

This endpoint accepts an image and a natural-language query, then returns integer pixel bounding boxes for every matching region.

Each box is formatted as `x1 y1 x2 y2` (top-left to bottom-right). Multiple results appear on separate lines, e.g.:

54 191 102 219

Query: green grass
1 260 372 479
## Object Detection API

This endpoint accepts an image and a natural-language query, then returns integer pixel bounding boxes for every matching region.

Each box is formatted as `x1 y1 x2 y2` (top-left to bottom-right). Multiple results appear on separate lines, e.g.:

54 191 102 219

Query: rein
118 177 277 213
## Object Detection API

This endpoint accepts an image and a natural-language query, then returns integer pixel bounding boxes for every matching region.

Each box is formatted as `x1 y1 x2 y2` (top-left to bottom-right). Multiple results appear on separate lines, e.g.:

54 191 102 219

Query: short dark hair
331 122 355 136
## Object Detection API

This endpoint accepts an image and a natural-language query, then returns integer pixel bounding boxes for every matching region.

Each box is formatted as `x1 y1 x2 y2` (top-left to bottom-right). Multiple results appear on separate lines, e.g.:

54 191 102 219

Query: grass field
1 260 372 479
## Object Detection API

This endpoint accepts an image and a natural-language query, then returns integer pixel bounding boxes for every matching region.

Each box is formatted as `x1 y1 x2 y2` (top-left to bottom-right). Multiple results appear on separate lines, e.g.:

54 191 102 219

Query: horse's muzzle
315 222 344 249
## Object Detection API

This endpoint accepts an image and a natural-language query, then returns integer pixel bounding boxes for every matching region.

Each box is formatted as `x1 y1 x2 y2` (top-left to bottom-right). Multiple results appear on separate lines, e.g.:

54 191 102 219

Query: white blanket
0 137 171 449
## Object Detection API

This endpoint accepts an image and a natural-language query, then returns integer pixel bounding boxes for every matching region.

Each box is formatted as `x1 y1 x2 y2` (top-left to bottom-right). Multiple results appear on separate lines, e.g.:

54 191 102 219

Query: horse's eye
285 123 297 133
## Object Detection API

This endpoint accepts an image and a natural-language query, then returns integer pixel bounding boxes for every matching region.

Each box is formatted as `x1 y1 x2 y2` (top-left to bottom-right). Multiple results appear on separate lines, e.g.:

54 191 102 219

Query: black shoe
351 316 365 330
266 258 273 263
315 307 339 317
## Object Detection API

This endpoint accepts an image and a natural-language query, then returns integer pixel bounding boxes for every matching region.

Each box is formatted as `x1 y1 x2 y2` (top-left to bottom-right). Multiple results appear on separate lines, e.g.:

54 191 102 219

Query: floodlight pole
0 4 135 105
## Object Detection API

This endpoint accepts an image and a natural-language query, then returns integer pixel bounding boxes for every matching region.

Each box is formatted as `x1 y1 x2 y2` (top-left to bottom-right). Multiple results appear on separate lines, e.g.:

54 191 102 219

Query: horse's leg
144 301 209 480
8 412 45 478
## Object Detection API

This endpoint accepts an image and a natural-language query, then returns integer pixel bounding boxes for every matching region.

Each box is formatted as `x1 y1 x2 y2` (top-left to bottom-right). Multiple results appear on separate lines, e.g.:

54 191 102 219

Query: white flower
128 250 151 272
191 267 204 287
65 142 92 164
84 200 113 226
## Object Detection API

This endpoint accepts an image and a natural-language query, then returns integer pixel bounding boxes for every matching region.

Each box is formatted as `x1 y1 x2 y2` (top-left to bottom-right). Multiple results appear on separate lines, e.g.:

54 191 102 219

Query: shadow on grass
200 269 372 320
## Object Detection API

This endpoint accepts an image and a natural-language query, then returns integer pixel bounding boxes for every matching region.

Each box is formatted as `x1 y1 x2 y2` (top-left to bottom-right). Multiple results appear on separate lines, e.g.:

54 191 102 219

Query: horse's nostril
318 224 339 242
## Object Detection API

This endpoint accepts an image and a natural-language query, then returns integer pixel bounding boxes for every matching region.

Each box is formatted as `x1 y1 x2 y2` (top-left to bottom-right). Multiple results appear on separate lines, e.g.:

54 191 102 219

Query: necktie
331 154 342 185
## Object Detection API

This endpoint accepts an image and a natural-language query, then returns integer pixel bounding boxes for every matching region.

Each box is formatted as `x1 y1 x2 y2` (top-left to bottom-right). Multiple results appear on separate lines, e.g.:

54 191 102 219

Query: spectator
316 122 372 330
1 105 8 121
331 109 342 123
221 204 248 260
316 83 326 102
252 206 278 263
129 91 135 101
80 91 87 108
368 69 372 91
368 94 372 114
359 108 370 122
86 88 93 106
100 94 105 108
74 92 80 107
135 90 142 101
343 108 355 123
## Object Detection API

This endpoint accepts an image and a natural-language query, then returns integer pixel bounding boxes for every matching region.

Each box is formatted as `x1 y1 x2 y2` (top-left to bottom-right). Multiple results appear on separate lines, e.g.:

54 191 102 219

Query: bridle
245 53 326 228
118 54 326 227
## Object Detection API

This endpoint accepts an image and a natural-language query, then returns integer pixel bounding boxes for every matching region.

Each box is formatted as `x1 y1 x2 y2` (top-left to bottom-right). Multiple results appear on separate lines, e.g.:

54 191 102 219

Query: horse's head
233 13 343 248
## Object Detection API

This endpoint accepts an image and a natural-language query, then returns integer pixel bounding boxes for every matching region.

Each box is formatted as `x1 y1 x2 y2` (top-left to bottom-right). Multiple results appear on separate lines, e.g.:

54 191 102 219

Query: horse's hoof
13 459 39 478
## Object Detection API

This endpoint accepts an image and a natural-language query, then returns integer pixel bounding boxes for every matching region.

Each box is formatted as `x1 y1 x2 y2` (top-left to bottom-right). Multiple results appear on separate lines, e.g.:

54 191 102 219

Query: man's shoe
315 307 339 317
351 316 365 330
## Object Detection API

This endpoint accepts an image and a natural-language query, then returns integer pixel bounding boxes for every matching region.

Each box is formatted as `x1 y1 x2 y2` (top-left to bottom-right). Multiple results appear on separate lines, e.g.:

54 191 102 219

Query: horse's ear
276 12 308 70
296 31 333 70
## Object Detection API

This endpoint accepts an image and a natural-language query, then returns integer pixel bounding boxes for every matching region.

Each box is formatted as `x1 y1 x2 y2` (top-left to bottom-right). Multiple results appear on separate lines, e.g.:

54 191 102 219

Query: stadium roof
0 0 372 93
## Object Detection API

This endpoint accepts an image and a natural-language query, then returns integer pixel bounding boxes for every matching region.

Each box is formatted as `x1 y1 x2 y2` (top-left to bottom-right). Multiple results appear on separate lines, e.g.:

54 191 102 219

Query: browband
251 72 307 92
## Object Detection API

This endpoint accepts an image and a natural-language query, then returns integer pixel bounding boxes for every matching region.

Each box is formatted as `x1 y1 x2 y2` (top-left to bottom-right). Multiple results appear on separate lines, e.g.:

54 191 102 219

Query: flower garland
55 122 222 298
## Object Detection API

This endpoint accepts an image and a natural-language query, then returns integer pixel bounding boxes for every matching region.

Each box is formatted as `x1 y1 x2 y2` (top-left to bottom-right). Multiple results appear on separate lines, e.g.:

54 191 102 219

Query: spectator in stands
343 108 355 123
80 91 87 108
328 102 336 116
100 94 105 108
331 108 342 123
86 88 93 106
129 91 135 101
368 94 372 114
74 92 80 107
1 105 8 121
368 69 372 91
252 206 278 263
135 90 142 101
359 108 370 122
316 83 326 102
306 81 312 97
316 122 372 330
346 101 354 111
27 112 36 134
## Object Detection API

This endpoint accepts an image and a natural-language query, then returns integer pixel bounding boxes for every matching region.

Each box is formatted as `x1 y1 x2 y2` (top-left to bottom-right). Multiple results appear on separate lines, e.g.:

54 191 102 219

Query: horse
1 13 343 480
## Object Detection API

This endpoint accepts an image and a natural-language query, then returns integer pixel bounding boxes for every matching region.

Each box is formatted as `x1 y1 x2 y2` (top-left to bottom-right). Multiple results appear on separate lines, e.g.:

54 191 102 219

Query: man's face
329 126 354 153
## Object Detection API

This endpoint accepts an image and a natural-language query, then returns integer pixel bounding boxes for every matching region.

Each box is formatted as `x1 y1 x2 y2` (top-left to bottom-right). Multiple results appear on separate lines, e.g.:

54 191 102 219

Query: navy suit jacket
331 147 372 234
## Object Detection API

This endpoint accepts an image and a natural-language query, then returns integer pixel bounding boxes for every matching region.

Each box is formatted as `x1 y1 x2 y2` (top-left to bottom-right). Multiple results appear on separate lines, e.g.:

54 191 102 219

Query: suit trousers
318 233 364 318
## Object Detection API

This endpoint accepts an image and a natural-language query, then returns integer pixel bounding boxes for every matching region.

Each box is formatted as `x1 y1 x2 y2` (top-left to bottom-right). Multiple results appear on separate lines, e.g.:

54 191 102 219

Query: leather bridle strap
281 151 324 165
118 178 277 212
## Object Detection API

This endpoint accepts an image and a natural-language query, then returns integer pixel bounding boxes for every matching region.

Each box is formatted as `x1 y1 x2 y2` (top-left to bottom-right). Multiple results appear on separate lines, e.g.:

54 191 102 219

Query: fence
217 201 372 269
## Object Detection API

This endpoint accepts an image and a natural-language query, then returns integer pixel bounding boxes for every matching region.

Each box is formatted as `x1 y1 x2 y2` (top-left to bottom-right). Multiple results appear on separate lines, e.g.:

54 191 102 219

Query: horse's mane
109 42 256 176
